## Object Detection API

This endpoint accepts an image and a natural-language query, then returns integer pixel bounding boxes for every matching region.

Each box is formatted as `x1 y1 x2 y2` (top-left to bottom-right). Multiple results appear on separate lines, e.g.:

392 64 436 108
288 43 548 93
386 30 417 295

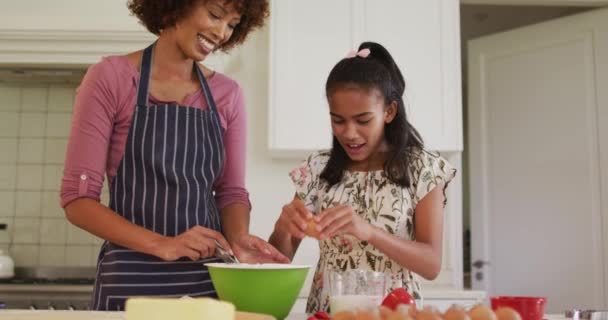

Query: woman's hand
316 205 376 241
274 198 315 239
231 234 291 264
151 226 232 261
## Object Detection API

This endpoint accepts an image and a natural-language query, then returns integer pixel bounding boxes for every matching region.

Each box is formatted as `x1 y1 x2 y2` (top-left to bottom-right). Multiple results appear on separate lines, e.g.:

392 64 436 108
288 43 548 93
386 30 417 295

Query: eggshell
385 311 410 320
469 305 497 320
494 307 522 320
416 309 442 320
354 310 378 320
304 218 321 239
379 305 394 319
443 304 471 320
396 304 417 318
423 306 441 316
333 311 357 320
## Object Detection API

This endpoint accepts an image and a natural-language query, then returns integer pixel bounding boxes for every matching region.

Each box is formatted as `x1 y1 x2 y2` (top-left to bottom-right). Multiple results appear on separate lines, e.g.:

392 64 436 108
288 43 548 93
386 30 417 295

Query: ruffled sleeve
288 151 328 214
410 151 457 207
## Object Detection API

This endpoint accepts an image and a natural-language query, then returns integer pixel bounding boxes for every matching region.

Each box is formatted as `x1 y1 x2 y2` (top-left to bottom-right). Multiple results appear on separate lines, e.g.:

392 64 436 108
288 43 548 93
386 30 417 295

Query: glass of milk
327 270 387 315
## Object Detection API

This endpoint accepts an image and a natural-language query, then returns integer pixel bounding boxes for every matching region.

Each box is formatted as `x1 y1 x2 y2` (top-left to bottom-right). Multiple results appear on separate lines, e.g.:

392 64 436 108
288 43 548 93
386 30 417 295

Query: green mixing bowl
205 263 310 320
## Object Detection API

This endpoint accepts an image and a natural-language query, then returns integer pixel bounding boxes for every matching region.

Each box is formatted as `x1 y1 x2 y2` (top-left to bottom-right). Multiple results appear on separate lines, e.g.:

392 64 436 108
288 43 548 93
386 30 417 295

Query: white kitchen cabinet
268 0 463 156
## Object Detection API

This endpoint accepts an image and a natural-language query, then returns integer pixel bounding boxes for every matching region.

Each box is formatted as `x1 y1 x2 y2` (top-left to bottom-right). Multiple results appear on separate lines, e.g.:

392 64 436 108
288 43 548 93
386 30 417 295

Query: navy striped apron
91 43 225 311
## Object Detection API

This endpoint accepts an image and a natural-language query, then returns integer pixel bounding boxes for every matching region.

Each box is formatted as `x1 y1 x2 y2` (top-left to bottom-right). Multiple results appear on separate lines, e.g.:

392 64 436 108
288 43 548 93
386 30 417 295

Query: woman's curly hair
127 0 269 52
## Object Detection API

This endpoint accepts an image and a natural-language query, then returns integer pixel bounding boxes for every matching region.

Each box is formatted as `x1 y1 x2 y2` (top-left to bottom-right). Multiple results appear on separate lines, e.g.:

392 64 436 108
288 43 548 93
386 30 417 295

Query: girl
269 42 456 313
61 0 288 311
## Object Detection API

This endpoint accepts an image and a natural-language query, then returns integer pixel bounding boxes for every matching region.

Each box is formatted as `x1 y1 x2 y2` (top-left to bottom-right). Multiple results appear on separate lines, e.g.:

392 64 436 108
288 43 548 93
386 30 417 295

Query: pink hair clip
345 48 371 59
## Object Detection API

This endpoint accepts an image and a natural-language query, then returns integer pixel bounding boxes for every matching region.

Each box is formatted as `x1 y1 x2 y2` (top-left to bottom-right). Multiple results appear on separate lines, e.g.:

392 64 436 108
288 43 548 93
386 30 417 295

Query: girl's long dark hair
320 41 424 188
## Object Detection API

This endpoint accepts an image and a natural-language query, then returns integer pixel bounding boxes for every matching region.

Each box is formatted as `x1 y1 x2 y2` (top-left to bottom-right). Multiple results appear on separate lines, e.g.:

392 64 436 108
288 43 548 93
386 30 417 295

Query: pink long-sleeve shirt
61 55 250 210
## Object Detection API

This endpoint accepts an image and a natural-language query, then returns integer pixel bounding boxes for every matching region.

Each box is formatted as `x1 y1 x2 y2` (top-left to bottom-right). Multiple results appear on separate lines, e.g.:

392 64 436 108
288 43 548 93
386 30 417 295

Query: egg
385 310 411 320
377 306 409 320
396 304 417 318
304 218 321 239
416 309 442 320
494 307 522 320
468 304 497 320
443 304 471 320
423 306 442 316
354 310 378 320
379 305 394 319
333 311 357 320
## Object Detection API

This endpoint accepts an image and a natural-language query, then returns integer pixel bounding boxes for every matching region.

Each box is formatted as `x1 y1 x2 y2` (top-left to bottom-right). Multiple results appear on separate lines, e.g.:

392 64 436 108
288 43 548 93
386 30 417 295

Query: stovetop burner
0 267 96 286
0 278 94 285
0 268 95 310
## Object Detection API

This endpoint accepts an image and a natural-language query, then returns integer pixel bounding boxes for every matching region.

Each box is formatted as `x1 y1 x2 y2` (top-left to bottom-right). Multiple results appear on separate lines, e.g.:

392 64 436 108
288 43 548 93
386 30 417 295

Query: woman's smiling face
173 0 242 60
328 86 396 166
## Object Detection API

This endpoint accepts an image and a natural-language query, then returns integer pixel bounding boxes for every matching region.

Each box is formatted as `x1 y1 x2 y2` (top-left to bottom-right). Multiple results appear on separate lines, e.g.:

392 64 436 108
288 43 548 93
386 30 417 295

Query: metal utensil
213 239 240 264
591 312 608 320
566 310 608 320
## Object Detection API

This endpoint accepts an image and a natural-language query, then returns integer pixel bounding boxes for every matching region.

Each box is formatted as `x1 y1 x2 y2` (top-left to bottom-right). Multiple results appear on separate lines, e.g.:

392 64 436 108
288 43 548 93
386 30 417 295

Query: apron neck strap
136 42 219 115
136 43 154 107
193 62 219 115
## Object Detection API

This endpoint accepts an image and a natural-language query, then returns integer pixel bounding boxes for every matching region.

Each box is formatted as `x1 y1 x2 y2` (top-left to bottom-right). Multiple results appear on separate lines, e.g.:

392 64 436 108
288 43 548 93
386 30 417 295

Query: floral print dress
289 150 456 314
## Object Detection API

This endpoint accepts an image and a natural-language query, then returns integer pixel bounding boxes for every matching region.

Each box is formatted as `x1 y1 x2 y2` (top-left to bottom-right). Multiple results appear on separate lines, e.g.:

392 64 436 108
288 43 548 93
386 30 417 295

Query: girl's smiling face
173 0 242 60
328 86 397 169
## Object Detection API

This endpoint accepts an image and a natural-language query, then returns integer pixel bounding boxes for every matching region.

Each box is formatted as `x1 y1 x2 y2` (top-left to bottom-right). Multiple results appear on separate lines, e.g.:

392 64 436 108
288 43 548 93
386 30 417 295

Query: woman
61 0 288 311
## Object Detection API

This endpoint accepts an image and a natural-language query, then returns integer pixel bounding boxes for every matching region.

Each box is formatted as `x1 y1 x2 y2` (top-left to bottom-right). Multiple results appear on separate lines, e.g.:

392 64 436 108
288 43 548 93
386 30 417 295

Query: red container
490 296 547 320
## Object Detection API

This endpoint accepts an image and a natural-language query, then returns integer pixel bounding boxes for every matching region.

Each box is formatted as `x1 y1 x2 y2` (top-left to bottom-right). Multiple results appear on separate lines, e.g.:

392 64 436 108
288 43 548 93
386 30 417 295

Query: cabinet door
269 0 355 156
362 0 462 151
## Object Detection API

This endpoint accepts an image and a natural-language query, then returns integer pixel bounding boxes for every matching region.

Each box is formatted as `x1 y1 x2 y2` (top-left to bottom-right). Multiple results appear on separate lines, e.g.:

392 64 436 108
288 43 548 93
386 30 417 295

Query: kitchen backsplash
0 79 104 269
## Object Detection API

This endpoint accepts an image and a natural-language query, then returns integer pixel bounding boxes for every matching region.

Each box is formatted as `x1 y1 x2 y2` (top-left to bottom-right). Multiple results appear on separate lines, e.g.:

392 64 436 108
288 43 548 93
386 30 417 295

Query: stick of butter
125 297 235 320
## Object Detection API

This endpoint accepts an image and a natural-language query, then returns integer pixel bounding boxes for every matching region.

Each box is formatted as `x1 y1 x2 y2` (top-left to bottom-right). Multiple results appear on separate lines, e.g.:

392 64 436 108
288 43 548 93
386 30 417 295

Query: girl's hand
274 198 315 239
316 205 376 241
152 226 232 261
231 234 291 264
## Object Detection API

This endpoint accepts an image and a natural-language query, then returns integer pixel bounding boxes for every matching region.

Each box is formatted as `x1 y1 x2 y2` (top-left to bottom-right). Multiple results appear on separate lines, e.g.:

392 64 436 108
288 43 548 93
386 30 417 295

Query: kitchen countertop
0 310 123 320
0 310 569 320
0 283 485 299
0 285 486 315
0 310 290 320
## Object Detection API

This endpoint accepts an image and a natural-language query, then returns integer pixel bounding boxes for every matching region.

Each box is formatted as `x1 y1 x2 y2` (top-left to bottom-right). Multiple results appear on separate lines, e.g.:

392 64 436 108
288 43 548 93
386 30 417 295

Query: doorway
462 2 608 312
460 4 594 290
